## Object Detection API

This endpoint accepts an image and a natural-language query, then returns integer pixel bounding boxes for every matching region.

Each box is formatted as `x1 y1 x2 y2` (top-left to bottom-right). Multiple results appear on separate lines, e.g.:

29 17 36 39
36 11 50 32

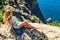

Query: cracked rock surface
0 23 60 40
0 23 48 40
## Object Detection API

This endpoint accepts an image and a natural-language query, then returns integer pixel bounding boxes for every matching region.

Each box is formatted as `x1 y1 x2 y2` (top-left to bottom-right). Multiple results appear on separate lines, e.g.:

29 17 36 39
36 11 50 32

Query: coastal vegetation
0 0 5 22
0 8 4 22
31 15 42 23
47 21 60 27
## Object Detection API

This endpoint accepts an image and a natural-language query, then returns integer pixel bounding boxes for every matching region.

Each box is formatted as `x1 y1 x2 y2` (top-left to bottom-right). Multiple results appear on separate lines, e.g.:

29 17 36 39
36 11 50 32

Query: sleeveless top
11 16 21 29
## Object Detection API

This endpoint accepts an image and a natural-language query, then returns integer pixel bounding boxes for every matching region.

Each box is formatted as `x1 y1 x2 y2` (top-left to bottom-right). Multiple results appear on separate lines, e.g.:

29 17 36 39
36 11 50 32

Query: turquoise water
37 0 60 22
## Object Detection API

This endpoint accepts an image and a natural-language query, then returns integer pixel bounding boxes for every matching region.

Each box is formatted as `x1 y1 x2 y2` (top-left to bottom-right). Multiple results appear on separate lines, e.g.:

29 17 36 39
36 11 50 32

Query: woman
3 7 38 34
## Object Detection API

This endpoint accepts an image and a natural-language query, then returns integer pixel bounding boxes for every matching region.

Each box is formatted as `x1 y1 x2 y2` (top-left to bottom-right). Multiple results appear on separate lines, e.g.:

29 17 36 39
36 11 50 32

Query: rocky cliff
0 23 48 40
0 23 60 40
4 0 46 23
0 0 60 40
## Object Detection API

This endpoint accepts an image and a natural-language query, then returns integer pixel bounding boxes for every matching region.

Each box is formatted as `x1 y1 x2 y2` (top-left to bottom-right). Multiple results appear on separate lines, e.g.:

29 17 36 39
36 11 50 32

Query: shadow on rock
10 27 48 40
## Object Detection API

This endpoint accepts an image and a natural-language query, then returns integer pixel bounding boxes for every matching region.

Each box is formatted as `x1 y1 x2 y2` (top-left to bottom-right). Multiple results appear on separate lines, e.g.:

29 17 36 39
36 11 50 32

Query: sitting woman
3 7 38 35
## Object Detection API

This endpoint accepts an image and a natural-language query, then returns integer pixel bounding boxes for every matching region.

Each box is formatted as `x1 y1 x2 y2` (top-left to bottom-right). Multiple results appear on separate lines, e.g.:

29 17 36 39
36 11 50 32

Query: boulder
0 23 48 40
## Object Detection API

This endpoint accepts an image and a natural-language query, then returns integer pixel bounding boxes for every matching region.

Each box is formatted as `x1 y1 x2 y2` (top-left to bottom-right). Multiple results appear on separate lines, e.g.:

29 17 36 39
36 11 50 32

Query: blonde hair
3 7 13 24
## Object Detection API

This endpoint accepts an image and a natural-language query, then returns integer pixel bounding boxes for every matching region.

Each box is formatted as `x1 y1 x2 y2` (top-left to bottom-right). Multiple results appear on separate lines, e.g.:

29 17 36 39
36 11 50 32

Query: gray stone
0 24 48 40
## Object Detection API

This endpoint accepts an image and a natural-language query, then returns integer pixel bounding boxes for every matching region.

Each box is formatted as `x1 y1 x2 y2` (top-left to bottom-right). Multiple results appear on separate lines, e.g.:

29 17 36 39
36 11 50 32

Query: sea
37 0 60 22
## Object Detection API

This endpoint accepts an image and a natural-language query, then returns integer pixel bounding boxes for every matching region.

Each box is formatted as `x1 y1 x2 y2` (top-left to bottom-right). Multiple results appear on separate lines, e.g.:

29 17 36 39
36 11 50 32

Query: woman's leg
24 22 37 29
19 22 27 27
19 22 37 29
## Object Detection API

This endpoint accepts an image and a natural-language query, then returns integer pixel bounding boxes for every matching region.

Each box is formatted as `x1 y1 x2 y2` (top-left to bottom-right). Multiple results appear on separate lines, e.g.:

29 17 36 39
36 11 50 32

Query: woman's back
11 16 21 29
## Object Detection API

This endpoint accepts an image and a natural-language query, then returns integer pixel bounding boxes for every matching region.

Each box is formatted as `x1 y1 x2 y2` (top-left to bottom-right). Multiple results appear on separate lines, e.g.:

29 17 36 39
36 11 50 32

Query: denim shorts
15 28 24 35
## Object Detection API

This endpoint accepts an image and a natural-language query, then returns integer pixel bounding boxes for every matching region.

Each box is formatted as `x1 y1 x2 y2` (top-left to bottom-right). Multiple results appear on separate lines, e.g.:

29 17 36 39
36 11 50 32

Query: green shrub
0 0 5 4
0 8 4 13
0 0 5 8
0 8 4 22
31 15 42 23
47 21 60 27
0 15 3 22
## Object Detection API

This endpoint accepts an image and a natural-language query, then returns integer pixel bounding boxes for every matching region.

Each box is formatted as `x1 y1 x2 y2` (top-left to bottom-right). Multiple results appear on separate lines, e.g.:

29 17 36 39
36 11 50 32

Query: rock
4 0 46 23
0 23 48 40
46 18 52 23
0 23 60 40
22 33 31 40
37 24 60 40
0 24 16 40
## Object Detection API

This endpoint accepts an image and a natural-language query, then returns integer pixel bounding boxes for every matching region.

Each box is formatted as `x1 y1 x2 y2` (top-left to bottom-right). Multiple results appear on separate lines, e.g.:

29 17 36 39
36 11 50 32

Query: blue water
37 0 60 22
